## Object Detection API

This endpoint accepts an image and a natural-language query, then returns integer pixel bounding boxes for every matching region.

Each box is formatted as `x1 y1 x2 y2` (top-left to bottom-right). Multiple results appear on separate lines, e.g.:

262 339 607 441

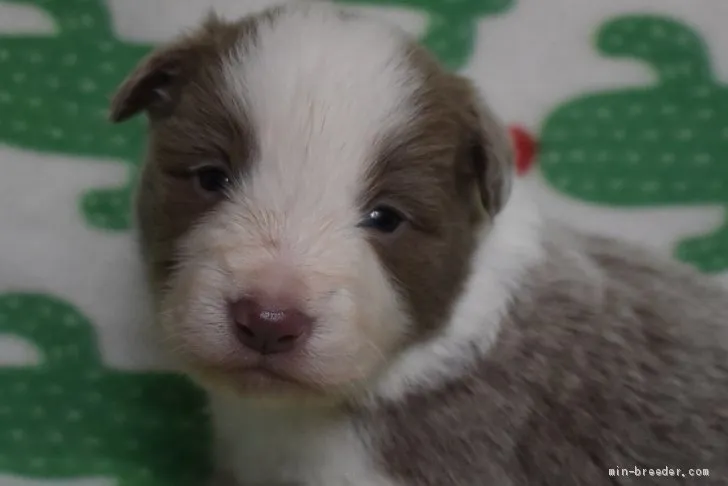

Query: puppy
110 2 728 485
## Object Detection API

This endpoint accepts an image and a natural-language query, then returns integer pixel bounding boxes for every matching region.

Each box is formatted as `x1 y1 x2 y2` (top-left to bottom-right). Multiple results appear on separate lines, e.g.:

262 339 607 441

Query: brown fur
361 43 512 338
362 226 728 485
117 13 278 292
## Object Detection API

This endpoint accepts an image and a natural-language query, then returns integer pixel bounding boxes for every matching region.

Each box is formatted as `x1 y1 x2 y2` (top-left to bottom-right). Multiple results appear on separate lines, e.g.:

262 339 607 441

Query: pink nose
229 297 312 355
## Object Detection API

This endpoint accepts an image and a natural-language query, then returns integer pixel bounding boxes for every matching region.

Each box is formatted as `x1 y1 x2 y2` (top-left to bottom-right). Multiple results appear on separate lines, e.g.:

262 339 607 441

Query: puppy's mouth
235 365 309 388
190 358 322 395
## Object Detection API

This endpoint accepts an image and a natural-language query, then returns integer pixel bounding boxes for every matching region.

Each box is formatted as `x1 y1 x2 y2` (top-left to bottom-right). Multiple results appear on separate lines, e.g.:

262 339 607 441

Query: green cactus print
0 293 212 485
333 0 513 70
0 0 152 231
538 15 728 273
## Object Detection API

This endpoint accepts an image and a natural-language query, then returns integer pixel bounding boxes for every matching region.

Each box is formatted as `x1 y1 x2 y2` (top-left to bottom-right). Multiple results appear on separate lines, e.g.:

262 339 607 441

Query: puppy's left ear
465 93 514 217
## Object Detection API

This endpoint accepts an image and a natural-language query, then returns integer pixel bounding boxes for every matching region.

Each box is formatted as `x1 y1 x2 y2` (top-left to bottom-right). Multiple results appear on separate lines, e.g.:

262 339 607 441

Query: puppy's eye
360 206 405 233
194 166 230 193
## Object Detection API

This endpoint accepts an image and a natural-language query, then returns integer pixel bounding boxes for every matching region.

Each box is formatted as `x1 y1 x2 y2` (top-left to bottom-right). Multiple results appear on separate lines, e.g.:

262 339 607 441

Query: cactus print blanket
0 1 726 485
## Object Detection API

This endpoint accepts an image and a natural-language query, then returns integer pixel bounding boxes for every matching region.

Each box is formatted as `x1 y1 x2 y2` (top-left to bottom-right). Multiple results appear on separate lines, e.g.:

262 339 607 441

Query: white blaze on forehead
223 4 419 223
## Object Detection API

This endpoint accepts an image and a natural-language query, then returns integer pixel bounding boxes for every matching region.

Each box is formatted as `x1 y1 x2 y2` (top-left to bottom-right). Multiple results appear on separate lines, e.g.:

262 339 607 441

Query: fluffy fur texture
365 228 728 485
111 2 728 485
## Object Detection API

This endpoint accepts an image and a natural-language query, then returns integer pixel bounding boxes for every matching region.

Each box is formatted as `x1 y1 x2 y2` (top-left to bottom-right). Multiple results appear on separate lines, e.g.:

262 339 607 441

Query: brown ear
109 43 196 123
109 12 244 123
108 10 231 123
467 95 514 217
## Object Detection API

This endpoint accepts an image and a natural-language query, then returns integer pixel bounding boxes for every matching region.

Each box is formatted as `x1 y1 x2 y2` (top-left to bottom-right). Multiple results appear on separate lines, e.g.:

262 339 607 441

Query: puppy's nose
229 297 312 355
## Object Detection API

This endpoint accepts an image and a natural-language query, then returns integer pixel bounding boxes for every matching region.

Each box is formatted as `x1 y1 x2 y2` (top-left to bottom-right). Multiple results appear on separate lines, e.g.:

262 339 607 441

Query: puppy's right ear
109 42 201 123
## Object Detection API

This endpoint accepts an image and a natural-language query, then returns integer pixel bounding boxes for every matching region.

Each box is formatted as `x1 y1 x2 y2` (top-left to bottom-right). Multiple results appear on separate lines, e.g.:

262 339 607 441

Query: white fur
372 181 545 403
211 392 400 486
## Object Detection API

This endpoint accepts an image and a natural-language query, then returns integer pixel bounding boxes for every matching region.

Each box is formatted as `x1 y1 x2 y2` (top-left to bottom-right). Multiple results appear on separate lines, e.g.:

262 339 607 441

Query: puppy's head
111 3 513 400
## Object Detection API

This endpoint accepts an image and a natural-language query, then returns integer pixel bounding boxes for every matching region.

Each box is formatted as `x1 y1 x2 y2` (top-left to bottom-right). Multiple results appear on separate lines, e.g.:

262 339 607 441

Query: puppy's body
368 227 728 485
110 3 728 485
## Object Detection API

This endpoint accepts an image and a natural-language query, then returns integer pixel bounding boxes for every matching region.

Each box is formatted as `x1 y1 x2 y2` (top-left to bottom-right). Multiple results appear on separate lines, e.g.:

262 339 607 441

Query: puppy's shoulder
364 226 728 485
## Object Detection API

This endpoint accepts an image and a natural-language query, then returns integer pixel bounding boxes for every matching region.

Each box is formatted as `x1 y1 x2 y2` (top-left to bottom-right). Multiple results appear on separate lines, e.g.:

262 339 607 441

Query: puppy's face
111 4 512 399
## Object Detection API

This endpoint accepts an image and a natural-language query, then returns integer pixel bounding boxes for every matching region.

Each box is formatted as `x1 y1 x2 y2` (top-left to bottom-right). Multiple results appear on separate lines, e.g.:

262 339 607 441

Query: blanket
0 0 726 485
